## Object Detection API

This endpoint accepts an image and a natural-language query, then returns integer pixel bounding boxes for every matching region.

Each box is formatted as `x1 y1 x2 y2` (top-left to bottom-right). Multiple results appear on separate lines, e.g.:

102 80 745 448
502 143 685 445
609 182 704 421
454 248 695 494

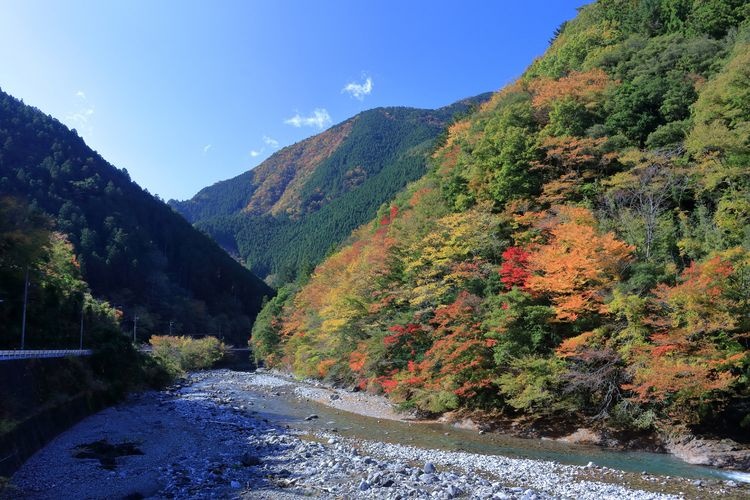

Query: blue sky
0 0 584 201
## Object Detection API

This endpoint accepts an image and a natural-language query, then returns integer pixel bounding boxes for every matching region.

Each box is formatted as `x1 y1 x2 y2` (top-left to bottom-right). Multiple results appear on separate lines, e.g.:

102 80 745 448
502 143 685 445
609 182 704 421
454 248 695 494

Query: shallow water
195 374 750 484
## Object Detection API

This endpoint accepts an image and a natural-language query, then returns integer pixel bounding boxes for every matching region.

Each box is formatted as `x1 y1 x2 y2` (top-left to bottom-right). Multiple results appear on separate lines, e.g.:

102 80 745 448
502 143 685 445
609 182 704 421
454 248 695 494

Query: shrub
149 335 227 377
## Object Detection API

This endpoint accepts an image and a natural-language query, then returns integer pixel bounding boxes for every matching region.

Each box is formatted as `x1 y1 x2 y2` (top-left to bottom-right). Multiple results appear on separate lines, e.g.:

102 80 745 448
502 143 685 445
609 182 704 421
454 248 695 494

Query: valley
1 0 749 497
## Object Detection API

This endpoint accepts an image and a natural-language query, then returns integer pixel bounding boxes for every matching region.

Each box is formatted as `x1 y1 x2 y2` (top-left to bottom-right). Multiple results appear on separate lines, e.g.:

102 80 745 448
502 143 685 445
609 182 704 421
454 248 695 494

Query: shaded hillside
255 0 750 438
170 96 491 282
0 196 121 349
0 89 273 344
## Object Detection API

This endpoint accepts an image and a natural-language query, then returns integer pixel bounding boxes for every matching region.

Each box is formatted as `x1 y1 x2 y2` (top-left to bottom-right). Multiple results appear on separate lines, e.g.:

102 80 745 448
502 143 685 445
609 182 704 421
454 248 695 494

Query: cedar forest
252 0 750 437
0 89 272 347
169 98 489 284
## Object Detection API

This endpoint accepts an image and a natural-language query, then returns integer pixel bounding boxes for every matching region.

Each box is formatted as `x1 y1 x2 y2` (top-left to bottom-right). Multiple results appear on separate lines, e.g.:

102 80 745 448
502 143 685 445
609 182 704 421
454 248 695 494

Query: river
7 369 749 499
194 369 750 484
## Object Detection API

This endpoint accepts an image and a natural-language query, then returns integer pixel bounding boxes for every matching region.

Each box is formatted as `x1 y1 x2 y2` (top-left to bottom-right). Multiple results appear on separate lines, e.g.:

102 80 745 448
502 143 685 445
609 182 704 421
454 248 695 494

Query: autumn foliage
499 246 530 290
525 206 634 321
254 1 750 435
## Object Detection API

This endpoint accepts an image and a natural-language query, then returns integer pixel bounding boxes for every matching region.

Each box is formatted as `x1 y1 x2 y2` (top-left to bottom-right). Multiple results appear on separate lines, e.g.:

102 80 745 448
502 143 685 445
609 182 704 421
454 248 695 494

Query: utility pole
133 315 139 343
169 320 174 336
79 304 85 350
21 267 29 350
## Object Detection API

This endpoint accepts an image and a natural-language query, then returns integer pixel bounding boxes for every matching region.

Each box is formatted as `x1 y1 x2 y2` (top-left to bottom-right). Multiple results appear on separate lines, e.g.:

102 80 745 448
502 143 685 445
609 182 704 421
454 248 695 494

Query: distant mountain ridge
173 117 354 223
170 94 491 282
0 88 273 344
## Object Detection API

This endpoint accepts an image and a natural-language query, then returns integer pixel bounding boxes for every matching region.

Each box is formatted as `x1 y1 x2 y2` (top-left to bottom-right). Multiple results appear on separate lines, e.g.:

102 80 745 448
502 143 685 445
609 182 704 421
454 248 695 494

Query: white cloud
284 108 332 129
66 91 95 138
342 76 373 100
250 149 262 157
67 108 94 123
262 135 279 148
203 144 212 154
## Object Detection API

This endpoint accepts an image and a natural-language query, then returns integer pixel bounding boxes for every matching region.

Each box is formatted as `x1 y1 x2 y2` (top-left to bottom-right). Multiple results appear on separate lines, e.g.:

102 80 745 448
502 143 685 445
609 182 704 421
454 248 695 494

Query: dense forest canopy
0 196 121 349
0 90 272 345
254 0 750 438
170 96 491 284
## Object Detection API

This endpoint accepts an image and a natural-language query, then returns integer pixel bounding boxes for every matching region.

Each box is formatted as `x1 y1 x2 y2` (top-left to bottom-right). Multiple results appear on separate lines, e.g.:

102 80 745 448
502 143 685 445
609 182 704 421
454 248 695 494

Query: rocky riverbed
5 369 749 499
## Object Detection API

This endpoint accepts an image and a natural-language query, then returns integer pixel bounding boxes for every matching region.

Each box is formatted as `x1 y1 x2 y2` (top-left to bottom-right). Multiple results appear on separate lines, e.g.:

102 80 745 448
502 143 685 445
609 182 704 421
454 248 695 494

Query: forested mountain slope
0 196 122 349
254 0 750 438
170 96 490 283
0 89 273 345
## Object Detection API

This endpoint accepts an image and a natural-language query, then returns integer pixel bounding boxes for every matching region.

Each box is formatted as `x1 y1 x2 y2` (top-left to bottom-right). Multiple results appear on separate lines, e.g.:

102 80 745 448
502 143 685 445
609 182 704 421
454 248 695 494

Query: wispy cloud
66 91 95 138
203 144 212 154
263 135 279 148
248 134 280 159
342 76 373 100
284 108 331 129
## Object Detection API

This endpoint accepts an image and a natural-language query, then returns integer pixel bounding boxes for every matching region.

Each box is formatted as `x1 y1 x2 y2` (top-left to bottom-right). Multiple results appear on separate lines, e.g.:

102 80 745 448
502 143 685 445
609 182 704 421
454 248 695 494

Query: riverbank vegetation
254 0 750 440
149 335 227 378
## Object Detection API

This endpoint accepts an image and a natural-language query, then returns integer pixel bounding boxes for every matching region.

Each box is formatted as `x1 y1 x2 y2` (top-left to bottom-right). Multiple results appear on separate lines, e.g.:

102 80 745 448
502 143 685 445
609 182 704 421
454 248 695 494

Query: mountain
169 96 491 283
0 89 273 345
253 0 750 439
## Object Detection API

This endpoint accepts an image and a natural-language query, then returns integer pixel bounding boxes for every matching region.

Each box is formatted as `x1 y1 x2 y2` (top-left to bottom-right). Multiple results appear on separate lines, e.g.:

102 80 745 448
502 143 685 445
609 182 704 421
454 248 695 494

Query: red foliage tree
499 246 531 290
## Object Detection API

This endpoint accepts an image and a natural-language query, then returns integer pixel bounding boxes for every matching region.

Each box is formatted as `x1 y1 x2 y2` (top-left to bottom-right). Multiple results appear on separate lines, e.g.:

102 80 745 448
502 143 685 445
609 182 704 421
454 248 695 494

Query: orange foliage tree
625 249 749 417
528 68 612 110
526 206 634 321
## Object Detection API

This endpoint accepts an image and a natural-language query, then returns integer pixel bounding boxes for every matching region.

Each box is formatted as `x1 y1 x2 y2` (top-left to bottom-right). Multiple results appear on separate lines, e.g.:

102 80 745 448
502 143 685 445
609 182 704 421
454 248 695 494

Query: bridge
0 349 93 361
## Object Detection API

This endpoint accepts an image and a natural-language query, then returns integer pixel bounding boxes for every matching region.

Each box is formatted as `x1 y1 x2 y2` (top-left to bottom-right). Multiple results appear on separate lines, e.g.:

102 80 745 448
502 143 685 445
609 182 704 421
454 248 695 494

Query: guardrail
0 349 93 360
0 347 248 360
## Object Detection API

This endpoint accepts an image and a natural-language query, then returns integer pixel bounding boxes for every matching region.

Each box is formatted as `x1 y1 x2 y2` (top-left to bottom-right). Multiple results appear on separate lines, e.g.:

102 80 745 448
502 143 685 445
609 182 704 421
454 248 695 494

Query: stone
230 480 241 489
446 484 462 497
419 473 437 484
305 414 319 421
359 480 371 491
424 462 437 474
667 435 750 470
557 428 603 445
